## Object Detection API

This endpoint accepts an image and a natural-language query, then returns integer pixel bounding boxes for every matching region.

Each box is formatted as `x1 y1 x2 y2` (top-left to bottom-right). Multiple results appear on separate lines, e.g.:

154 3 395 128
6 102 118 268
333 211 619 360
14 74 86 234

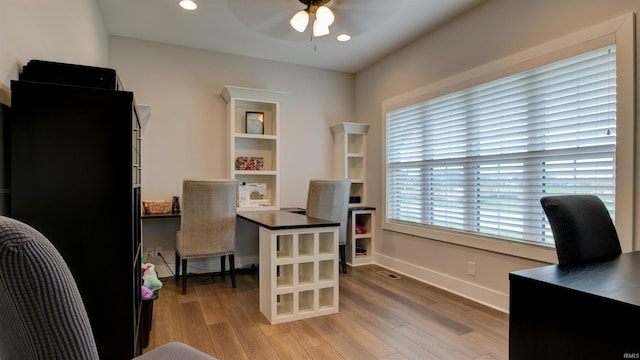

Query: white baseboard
146 250 259 279
374 254 509 313
145 249 508 312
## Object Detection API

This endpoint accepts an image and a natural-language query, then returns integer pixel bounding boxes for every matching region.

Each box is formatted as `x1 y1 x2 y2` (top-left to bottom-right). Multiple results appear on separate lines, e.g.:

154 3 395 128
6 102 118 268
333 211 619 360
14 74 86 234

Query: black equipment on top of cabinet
19 59 119 89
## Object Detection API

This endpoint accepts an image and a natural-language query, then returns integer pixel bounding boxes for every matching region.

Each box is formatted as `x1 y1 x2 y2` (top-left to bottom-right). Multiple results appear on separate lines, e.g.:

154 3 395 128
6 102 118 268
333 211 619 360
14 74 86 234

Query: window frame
381 13 635 263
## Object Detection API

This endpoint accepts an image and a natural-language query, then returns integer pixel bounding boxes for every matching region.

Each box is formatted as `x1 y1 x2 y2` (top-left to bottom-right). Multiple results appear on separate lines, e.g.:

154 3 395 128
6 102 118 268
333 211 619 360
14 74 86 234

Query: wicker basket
143 200 172 215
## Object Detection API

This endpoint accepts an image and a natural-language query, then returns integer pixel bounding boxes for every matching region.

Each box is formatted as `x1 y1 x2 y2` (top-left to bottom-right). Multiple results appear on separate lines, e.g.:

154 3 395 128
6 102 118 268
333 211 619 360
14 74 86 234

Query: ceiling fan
289 0 335 38
226 0 400 44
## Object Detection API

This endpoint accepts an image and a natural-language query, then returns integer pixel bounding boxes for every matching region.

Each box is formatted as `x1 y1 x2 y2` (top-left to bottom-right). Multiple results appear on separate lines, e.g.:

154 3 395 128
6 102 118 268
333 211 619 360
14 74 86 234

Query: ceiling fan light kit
290 10 310 32
290 0 336 38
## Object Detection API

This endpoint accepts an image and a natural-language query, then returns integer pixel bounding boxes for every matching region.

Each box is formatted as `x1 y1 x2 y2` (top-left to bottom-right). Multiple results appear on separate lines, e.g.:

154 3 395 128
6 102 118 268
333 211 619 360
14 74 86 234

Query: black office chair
540 195 622 265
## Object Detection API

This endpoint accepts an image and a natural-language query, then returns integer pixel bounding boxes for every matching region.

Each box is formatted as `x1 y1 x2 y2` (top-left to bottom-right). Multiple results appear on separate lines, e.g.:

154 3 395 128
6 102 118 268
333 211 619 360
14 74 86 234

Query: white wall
356 0 640 311
0 0 108 105
108 36 355 274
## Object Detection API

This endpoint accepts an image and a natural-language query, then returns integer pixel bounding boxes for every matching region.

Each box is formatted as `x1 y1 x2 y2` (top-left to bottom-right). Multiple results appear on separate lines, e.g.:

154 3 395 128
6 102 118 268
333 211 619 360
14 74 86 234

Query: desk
238 210 340 324
509 251 640 360
141 213 180 219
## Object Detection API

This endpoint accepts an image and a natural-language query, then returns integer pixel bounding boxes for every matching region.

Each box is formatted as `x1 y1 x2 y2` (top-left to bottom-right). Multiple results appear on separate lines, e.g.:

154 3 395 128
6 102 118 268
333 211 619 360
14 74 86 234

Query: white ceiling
96 0 483 73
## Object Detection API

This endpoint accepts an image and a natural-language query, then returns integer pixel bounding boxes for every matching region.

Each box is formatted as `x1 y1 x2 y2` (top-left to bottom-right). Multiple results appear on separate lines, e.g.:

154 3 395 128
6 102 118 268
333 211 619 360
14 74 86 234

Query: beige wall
109 36 354 204
108 36 355 273
356 0 640 311
0 0 108 105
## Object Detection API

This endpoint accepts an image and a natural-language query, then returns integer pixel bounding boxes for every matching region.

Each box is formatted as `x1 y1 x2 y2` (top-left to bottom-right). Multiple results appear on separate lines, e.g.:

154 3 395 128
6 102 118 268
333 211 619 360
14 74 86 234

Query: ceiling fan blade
226 0 402 42
328 0 400 35
227 0 310 41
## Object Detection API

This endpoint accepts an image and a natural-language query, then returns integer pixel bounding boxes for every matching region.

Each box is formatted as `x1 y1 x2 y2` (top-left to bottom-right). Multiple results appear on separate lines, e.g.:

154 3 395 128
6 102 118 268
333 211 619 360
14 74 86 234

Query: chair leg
175 252 181 282
229 254 236 288
181 259 188 295
220 255 226 279
339 244 347 274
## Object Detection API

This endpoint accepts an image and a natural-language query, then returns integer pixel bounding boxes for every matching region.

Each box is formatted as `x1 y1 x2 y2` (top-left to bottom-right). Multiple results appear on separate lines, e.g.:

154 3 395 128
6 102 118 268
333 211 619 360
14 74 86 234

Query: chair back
540 195 621 264
306 179 350 245
0 216 99 360
177 179 238 258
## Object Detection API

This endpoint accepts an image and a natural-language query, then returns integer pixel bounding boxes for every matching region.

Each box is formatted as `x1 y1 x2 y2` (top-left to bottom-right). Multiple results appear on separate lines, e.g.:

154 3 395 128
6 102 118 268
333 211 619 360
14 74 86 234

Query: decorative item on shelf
238 182 269 207
355 224 367 234
171 196 181 214
142 200 172 215
235 156 264 170
349 196 361 204
355 247 367 256
245 111 264 134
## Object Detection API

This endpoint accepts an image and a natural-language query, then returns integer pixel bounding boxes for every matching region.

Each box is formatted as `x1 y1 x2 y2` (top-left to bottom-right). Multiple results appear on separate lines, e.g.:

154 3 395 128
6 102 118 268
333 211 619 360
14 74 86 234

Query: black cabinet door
10 79 141 359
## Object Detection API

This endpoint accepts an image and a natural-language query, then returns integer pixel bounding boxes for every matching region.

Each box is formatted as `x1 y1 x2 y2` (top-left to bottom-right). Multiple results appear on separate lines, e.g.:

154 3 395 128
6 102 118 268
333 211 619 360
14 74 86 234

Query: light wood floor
143 265 508 360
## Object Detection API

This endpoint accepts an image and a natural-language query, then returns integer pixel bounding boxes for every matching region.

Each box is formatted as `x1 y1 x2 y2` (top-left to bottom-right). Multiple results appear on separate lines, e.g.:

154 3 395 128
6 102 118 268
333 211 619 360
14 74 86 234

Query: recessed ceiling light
337 34 351 42
179 0 197 10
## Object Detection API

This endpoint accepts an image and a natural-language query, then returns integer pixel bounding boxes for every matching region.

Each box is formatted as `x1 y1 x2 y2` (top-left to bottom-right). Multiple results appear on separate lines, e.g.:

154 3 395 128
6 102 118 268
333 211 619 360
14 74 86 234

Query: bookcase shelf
331 122 375 267
347 209 375 266
221 85 287 211
330 122 370 207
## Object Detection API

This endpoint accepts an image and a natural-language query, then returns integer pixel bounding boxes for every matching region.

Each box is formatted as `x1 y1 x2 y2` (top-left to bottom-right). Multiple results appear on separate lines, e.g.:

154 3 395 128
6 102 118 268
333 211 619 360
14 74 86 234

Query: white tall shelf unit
330 122 369 207
221 85 287 211
330 122 375 266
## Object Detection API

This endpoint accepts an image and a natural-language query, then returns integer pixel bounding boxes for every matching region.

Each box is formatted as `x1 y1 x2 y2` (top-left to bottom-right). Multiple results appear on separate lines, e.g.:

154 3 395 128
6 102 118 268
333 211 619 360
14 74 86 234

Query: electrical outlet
468 261 476 276
156 247 163 257
146 248 153 259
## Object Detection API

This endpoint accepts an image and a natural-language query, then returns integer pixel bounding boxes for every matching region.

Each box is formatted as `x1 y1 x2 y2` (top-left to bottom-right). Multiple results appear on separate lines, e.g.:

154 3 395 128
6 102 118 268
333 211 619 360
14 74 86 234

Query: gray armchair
175 179 238 294
540 195 622 264
0 215 216 360
306 179 350 273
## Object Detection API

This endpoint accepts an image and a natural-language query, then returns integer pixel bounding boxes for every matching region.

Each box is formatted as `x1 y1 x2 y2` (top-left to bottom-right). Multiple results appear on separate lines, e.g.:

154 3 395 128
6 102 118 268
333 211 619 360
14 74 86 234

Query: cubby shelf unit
258 226 339 324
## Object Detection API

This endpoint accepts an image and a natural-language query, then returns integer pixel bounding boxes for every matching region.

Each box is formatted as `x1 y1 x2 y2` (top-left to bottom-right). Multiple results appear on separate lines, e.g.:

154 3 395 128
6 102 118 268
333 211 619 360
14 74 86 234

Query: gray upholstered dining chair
306 179 350 273
0 215 216 360
175 179 238 294
540 195 622 265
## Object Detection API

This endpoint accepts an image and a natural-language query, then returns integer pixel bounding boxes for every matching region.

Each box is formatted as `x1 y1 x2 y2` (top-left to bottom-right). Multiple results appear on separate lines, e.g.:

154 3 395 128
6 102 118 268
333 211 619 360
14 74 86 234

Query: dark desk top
280 206 376 214
237 210 339 230
141 212 181 219
510 251 640 307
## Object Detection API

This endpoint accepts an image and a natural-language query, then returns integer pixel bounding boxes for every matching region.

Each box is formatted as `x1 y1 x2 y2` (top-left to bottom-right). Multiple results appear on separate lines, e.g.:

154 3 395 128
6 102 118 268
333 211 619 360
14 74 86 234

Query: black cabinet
509 253 640 359
10 61 142 359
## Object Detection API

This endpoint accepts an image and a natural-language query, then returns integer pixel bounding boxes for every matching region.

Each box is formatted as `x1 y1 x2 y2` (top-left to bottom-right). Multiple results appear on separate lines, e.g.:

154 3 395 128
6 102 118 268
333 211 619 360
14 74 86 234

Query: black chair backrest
540 195 622 264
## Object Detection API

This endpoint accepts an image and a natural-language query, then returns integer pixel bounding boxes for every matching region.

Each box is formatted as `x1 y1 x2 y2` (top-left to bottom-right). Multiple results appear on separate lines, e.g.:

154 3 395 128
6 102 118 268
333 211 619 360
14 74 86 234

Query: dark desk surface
141 212 181 219
509 251 640 359
509 251 640 307
237 210 339 230
142 206 375 220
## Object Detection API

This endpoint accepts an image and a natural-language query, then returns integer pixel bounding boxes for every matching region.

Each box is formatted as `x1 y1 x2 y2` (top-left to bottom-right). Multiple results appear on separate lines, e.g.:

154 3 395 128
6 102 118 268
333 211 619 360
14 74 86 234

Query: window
385 45 616 245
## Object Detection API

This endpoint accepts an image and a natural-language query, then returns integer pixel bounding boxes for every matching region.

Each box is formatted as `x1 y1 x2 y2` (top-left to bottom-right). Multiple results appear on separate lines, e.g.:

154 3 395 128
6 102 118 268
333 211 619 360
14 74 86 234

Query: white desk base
258 225 339 324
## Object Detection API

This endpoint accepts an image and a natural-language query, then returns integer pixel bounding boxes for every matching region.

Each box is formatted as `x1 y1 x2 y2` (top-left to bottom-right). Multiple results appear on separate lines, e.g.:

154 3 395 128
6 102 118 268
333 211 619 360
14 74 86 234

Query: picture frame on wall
246 111 264 134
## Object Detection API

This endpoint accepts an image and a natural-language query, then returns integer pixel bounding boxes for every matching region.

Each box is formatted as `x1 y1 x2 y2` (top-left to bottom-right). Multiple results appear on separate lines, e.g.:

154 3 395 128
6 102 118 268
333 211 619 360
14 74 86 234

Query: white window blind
386 45 616 245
